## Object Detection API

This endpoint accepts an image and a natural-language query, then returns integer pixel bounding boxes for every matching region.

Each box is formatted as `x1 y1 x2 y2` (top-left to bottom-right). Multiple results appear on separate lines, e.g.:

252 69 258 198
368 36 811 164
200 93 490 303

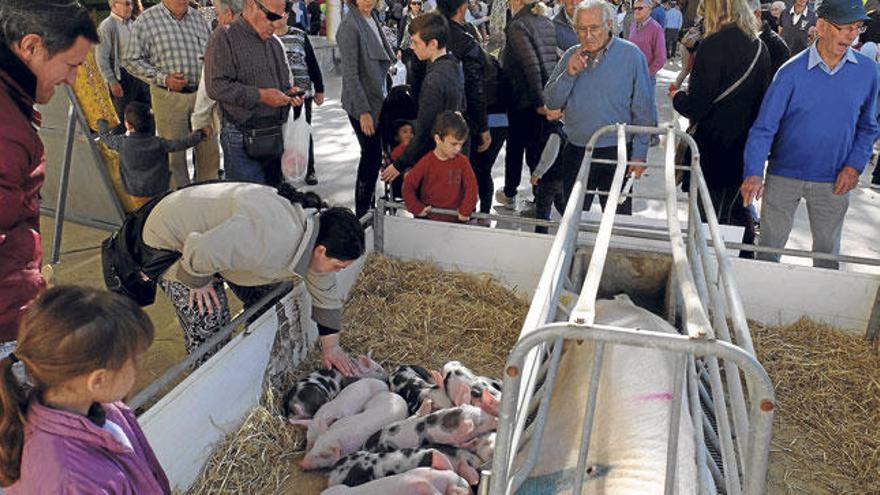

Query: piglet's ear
289 418 312 427
480 388 500 416
431 450 455 472
451 383 471 407
457 419 476 436
429 369 445 386
416 399 434 417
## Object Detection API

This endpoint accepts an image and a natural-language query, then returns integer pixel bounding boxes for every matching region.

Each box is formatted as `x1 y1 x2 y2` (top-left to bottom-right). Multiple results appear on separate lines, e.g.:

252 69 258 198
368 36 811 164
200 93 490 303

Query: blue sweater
544 38 656 159
743 46 879 182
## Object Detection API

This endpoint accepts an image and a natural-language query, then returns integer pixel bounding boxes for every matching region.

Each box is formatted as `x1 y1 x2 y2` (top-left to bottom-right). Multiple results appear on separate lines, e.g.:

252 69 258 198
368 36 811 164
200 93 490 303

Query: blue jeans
220 126 280 185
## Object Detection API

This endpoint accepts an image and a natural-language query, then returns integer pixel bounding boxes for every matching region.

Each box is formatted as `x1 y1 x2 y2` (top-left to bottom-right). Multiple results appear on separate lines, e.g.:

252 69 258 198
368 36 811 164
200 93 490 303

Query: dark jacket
672 25 772 189
761 21 791 76
447 19 488 134
337 9 395 123
502 4 558 111
0 45 47 342
395 53 466 172
779 7 816 56
97 120 205 197
553 9 578 52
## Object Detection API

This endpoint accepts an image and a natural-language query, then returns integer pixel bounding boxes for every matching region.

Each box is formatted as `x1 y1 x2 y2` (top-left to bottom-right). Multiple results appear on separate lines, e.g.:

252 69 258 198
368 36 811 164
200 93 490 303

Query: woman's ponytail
0 354 28 486
276 183 327 210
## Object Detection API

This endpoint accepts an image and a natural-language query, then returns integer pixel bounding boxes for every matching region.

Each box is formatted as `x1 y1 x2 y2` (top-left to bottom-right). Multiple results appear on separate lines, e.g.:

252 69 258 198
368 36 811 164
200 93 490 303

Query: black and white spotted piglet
363 404 498 453
327 448 454 487
283 354 386 419
387 364 453 415
442 361 502 414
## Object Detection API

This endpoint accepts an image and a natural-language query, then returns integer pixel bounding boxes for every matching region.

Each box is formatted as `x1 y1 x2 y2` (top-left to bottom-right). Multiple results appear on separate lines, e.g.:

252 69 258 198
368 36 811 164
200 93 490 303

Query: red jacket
402 152 477 222
0 45 47 342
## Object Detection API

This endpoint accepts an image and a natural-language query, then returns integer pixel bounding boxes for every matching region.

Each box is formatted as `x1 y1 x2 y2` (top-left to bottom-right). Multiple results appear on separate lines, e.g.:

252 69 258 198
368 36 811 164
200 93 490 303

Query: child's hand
530 175 539 186
417 206 431 217
457 213 470 222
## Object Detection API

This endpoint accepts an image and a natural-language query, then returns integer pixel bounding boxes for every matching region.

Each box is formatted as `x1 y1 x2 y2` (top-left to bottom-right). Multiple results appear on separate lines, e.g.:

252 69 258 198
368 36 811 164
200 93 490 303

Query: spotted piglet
295 378 389 450
320 467 470 495
363 404 498 453
327 448 455 487
442 361 502 414
388 364 453 415
283 354 386 419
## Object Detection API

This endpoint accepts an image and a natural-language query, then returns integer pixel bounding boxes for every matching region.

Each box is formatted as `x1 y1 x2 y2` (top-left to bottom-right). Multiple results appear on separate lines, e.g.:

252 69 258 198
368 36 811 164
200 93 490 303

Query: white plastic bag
390 59 407 88
281 108 310 184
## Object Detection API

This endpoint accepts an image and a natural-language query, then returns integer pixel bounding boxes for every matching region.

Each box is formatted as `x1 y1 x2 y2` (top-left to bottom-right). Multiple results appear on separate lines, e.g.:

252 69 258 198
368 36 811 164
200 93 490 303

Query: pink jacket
628 17 668 76
0 44 47 342
7 400 170 494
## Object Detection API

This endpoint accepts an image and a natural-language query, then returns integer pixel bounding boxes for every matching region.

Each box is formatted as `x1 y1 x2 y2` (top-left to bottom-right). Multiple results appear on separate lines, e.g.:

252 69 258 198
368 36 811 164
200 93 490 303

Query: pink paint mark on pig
631 392 674 402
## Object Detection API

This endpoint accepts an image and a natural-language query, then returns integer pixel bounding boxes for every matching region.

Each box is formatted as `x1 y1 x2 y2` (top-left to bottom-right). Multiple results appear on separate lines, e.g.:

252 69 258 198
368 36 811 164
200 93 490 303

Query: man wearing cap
741 0 879 270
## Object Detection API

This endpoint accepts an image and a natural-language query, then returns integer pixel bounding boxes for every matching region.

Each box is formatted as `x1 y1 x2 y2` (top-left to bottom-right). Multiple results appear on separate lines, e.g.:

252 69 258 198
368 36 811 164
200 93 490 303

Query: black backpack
483 50 512 114
101 193 181 306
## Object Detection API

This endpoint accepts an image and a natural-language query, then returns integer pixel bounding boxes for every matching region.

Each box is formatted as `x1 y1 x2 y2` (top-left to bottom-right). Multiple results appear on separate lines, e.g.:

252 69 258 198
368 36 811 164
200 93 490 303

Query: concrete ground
41 56 879 394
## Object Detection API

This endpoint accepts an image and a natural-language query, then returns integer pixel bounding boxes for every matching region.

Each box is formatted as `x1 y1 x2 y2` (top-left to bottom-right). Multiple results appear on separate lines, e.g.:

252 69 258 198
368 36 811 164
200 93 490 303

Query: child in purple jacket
0 286 170 494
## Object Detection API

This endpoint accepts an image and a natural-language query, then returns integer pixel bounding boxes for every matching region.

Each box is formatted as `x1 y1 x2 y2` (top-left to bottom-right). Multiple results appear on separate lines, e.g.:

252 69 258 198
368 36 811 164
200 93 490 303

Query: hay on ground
753 318 880 494
188 254 529 494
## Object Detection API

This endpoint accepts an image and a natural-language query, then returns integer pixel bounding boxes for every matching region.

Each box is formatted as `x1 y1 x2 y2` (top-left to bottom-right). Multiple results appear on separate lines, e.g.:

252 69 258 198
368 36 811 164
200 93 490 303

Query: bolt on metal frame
488 124 776 495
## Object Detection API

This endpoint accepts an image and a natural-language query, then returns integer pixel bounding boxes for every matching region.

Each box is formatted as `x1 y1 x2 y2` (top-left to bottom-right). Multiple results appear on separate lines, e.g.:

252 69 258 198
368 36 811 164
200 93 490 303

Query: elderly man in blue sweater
741 0 878 270
544 0 655 214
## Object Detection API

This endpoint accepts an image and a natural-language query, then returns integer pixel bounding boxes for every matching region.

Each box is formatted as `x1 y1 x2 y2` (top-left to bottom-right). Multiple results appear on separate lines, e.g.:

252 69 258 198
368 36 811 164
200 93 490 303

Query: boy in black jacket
382 12 466 185
98 102 208 207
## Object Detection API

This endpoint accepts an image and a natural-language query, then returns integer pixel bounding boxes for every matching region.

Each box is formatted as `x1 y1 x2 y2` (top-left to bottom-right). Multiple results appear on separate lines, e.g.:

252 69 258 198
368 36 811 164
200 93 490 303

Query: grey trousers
757 174 850 270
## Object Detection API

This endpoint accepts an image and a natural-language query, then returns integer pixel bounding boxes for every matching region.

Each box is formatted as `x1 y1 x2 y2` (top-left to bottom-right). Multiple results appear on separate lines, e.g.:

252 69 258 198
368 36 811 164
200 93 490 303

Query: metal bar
572 343 606 495
693 212 751 466
662 125 712 339
383 201 556 227
687 355 708 495
583 189 690 202
571 124 630 326
704 355 741 495
51 105 78 265
129 282 292 411
507 338 564 493
65 86 126 222
373 200 385 254
663 353 686 495
590 157 692 171
497 322 775 495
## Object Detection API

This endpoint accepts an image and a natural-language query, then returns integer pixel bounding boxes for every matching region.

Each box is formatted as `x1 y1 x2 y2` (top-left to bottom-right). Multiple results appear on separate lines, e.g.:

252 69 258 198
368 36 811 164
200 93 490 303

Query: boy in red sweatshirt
403 111 477 222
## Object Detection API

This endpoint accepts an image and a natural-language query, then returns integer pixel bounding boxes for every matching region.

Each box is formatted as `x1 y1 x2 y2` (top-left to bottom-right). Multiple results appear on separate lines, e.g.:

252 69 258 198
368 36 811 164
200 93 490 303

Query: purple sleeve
649 23 667 76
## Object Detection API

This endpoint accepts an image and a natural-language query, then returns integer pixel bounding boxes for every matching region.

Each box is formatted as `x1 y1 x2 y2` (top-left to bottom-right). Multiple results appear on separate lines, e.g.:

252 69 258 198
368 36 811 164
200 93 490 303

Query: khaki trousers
150 85 220 188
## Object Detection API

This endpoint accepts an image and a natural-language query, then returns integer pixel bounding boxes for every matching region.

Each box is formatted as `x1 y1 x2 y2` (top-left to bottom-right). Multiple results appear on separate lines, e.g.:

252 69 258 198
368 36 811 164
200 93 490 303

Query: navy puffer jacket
502 3 559 111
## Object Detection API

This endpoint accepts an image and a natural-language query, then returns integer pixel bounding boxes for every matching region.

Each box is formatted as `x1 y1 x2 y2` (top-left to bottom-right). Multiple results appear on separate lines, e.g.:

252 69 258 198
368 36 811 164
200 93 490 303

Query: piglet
388 364 453 415
458 431 496 463
300 391 408 470
327 448 454 487
320 467 470 495
283 354 386 419
364 404 498 453
442 361 502 412
294 378 389 449
426 444 483 485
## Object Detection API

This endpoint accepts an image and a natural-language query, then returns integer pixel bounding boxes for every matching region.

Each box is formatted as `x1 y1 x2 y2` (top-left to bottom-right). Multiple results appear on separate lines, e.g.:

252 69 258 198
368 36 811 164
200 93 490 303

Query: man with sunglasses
124 0 219 188
97 0 151 133
205 0 304 185
742 0 879 270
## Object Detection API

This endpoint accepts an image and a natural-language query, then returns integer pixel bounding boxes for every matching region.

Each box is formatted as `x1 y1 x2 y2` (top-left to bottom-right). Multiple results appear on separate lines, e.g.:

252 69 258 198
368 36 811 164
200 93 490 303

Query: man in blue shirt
664 1 683 58
544 0 655 214
741 0 878 269
650 0 666 28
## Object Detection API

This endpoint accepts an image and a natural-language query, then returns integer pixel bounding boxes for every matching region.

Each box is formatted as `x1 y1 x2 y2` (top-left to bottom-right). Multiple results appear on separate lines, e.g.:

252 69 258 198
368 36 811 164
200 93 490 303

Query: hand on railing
626 159 647 179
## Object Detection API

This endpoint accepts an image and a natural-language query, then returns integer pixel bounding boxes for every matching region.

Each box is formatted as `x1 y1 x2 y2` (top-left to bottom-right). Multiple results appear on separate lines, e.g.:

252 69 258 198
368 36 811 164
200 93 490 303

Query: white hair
574 0 616 25
746 0 760 11
771 0 784 9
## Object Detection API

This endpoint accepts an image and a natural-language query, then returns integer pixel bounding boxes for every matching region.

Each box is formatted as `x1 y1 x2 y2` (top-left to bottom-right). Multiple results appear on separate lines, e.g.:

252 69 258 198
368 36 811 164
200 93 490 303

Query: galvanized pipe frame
490 124 774 495
493 323 776 495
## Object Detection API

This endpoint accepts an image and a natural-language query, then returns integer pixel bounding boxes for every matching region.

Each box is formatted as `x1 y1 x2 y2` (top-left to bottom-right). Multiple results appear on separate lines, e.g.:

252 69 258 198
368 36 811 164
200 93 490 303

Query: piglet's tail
0 354 27 487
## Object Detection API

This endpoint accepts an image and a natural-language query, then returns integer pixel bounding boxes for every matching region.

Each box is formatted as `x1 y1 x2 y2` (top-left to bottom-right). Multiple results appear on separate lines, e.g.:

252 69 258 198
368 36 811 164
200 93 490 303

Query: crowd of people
0 0 878 490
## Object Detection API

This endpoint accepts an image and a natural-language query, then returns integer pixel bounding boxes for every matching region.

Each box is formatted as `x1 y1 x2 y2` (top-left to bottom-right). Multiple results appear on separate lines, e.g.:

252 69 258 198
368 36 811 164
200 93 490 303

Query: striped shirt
123 3 211 89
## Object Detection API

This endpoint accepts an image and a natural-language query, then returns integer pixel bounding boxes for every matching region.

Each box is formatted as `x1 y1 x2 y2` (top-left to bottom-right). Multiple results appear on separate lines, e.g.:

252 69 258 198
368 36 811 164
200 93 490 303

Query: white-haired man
544 0 655 215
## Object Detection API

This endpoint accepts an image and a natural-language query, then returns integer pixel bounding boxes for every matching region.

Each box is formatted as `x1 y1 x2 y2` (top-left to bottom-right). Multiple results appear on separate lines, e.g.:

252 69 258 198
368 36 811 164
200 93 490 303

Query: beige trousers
150 85 220 188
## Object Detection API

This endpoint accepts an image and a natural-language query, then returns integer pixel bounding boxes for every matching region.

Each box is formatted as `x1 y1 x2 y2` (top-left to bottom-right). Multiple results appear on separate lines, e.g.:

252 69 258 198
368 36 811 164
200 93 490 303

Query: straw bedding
753 318 880 494
187 254 528 494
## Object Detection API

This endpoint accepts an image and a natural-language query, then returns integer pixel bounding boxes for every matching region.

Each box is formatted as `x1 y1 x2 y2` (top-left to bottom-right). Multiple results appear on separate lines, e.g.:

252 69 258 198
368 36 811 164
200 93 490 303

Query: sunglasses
410 1 422 4
633 6 648 10
254 0 288 21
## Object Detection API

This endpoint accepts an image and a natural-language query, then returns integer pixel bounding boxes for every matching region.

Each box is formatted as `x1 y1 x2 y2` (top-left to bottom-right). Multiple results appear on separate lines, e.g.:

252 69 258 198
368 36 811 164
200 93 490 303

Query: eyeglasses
254 0 287 21
826 20 867 35
410 1 422 5
575 24 608 36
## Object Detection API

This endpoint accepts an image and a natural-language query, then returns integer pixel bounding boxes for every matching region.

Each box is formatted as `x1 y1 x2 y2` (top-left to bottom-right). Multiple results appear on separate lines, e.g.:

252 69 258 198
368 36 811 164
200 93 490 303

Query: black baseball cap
817 0 870 24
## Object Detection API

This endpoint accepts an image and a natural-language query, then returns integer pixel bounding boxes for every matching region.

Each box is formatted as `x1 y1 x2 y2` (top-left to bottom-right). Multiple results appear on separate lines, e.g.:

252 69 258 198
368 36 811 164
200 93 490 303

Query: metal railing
489 124 776 495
